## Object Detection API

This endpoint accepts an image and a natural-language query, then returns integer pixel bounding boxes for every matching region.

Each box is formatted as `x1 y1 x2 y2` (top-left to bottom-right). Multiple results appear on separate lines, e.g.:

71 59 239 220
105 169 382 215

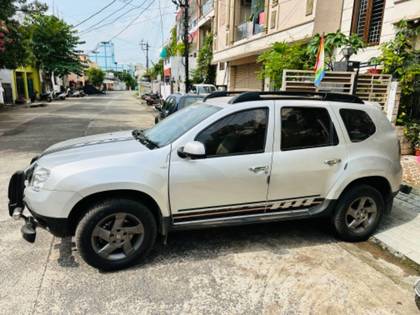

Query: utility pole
140 40 150 72
172 0 190 92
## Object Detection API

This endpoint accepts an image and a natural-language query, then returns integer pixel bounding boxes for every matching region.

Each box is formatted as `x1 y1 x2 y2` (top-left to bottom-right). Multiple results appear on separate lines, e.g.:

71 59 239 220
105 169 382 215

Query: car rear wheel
76 199 157 271
332 185 384 242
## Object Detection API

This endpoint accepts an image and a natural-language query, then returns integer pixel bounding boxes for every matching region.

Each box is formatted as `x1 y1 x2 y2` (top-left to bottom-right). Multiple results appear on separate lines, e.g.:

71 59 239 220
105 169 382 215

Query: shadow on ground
56 218 336 271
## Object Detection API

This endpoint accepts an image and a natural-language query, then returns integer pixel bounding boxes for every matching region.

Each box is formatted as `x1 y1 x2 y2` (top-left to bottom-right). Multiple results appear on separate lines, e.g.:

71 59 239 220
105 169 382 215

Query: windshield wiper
132 129 159 149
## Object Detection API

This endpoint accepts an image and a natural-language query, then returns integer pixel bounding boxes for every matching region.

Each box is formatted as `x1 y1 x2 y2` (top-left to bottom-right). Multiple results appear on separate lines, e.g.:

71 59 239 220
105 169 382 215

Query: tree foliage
378 20 420 124
146 60 163 80
85 67 105 87
192 33 215 84
258 31 365 89
0 0 33 68
27 14 84 76
306 31 365 69
114 70 137 90
0 20 30 68
257 42 308 90
379 20 420 96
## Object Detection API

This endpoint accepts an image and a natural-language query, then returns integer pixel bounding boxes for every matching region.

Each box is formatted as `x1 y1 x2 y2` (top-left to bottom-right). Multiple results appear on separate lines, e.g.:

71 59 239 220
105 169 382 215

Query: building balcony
201 0 213 17
235 20 265 42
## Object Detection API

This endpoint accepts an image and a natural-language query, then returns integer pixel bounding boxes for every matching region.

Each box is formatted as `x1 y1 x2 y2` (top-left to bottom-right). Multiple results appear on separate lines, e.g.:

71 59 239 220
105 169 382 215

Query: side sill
169 200 336 231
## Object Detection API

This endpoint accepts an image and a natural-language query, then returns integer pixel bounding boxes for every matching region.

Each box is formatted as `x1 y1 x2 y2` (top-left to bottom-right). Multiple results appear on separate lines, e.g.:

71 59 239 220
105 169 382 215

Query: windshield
143 104 221 147
180 96 203 109
197 86 216 94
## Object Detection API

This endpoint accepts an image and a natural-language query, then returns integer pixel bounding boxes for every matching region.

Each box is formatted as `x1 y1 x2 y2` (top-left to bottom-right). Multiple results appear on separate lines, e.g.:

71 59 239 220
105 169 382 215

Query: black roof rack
203 91 248 102
227 91 364 104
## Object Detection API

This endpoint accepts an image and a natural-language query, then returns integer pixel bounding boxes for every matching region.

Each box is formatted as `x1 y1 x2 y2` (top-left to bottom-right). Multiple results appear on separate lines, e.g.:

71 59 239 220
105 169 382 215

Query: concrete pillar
22 71 29 101
386 81 399 124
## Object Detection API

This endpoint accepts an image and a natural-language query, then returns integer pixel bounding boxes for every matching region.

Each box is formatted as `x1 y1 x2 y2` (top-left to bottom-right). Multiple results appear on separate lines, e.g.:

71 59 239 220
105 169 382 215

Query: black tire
332 185 384 242
76 199 157 271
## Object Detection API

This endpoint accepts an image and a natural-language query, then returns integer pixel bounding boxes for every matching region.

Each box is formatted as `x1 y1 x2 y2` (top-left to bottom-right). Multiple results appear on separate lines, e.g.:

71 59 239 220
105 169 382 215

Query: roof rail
228 91 364 104
203 91 248 102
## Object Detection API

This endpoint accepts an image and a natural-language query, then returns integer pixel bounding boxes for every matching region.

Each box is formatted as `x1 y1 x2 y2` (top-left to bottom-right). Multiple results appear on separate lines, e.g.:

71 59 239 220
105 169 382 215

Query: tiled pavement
374 190 420 266
401 155 420 188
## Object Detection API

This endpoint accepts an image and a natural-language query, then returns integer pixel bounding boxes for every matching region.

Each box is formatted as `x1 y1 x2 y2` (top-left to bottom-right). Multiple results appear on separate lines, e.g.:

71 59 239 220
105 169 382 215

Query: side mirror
178 141 206 159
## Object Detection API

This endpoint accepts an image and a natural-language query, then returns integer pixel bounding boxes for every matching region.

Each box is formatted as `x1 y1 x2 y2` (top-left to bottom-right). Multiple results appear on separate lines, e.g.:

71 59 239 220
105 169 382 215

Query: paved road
0 91 418 314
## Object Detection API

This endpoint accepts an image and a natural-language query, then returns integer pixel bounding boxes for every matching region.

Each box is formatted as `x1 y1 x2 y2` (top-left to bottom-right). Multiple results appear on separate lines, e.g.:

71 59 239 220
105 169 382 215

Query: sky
42 0 177 66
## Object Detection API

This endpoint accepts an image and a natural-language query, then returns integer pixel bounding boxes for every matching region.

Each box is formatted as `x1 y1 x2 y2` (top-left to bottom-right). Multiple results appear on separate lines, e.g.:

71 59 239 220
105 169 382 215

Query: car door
169 105 274 222
267 102 347 209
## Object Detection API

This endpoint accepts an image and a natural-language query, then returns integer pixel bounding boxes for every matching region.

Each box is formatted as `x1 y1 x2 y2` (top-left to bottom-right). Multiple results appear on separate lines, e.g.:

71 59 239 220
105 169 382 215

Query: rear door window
281 107 339 151
340 109 376 142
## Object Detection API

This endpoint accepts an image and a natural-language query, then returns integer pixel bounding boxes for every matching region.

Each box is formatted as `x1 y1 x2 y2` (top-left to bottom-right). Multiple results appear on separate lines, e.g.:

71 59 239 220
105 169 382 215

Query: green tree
378 20 420 123
146 60 163 80
85 67 105 87
0 20 30 69
0 0 39 69
192 33 215 84
257 42 308 90
306 31 365 70
27 14 83 77
379 20 420 96
114 71 137 90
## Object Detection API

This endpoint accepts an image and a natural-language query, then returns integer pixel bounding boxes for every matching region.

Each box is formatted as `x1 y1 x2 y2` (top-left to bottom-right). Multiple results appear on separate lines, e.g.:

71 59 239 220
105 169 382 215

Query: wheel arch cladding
68 190 164 236
339 176 393 213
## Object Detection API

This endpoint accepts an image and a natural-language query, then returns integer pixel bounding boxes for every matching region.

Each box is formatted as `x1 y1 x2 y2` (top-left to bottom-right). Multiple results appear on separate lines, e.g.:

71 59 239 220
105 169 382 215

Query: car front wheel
76 199 157 271
332 185 384 242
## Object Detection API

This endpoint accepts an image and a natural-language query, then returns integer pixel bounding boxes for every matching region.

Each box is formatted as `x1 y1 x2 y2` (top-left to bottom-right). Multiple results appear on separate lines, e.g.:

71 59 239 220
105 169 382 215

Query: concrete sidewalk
373 190 420 266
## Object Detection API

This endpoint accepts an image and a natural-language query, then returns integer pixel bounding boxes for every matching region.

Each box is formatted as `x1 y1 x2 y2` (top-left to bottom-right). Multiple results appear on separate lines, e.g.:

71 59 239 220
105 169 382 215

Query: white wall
340 0 420 63
0 69 13 84
0 70 14 105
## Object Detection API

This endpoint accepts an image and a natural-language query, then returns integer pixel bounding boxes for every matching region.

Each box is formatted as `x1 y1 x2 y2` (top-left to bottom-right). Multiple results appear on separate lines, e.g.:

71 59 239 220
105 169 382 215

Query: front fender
43 147 171 217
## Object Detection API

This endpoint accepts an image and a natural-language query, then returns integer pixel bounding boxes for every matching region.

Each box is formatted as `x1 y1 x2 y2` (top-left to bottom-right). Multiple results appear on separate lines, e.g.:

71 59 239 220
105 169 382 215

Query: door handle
249 166 268 174
324 159 342 166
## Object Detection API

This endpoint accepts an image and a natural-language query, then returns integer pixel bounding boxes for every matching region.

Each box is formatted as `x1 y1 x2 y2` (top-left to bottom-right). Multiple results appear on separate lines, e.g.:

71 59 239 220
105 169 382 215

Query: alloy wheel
90 212 145 261
345 197 378 233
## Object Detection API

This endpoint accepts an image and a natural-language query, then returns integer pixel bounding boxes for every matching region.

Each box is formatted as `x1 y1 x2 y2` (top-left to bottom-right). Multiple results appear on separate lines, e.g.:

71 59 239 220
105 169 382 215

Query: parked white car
191 84 217 95
8 91 402 270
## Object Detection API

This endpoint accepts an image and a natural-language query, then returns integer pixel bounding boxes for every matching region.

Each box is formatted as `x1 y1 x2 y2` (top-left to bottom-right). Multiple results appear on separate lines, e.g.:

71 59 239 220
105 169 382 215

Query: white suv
8 91 402 270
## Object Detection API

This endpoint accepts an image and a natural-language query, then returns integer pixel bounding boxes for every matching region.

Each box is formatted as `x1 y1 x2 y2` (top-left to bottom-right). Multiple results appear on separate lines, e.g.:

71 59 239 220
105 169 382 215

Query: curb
369 237 420 271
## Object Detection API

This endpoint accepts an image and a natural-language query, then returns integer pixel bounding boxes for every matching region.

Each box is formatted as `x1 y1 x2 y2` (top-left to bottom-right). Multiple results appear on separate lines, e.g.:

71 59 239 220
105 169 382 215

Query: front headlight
30 167 50 192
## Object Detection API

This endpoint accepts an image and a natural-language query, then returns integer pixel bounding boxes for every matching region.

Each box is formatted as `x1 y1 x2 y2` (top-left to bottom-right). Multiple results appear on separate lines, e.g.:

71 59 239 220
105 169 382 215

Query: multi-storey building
339 0 420 62
163 0 216 92
212 0 420 91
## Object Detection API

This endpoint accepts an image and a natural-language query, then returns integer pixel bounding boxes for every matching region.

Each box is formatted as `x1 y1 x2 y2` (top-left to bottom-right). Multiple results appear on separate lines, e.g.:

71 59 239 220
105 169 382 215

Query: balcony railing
201 0 213 16
235 21 265 42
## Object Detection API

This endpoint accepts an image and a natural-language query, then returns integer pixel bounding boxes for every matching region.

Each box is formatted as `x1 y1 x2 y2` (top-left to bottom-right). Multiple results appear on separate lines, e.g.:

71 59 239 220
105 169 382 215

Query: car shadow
135 218 337 271
55 218 337 271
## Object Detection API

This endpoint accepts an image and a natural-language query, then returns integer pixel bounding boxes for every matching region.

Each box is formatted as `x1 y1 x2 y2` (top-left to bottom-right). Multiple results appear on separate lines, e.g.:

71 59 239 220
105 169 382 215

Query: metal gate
2 83 13 104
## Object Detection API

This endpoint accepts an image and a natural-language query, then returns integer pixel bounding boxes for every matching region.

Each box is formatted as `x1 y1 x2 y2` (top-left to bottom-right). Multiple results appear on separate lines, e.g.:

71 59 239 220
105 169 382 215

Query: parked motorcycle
144 93 161 106
40 91 53 102
53 90 67 100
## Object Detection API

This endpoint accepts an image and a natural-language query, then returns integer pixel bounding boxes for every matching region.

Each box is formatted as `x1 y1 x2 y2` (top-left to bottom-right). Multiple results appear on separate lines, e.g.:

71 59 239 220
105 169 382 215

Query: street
0 91 418 314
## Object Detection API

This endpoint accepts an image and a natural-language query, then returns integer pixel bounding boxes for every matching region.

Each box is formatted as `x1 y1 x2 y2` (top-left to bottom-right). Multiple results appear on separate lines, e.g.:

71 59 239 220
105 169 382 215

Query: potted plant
367 68 382 74
415 141 420 156
404 122 420 155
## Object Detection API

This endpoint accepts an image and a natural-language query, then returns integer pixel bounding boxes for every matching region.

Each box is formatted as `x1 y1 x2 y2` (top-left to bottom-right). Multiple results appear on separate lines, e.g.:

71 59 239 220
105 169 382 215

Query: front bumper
8 170 74 241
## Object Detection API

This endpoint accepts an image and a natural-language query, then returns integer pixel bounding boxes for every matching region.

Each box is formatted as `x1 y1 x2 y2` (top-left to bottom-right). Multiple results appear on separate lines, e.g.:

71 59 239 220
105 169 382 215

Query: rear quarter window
340 109 376 142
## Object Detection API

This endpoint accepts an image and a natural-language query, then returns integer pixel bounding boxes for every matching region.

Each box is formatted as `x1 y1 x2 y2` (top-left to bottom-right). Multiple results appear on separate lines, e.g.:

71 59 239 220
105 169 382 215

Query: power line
79 0 138 34
109 0 155 41
73 0 118 27
79 6 173 35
